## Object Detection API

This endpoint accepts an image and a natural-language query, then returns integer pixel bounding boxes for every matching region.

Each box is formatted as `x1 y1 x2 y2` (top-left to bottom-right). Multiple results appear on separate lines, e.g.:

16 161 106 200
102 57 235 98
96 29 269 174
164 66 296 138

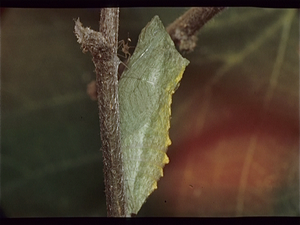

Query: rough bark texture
74 8 125 217
97 8 125 217
167 7 226 53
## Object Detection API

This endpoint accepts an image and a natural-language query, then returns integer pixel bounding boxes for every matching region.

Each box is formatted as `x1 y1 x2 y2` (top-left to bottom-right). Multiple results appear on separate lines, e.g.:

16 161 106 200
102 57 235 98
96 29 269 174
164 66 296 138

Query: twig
74 8 125 217
98 8 125 217
167 7 226 53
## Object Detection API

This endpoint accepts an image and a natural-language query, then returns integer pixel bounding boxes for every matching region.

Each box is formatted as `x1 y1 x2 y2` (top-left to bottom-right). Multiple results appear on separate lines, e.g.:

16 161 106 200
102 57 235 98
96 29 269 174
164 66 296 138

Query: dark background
1 8 299 217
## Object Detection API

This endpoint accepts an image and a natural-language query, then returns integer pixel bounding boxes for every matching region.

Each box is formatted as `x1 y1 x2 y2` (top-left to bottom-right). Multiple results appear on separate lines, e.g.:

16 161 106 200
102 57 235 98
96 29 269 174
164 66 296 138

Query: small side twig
167 7 226 53
74 8 125 217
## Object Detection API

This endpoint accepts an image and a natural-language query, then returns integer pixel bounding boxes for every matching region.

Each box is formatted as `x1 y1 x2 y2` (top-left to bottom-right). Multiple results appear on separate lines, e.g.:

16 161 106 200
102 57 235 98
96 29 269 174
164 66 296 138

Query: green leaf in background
118 16 189 216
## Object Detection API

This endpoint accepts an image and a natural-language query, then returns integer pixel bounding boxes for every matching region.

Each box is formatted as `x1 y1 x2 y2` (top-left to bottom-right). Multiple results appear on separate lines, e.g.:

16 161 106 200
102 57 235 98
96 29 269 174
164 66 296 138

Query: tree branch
167 7 226 53
74 8 125 217
98 8 125 217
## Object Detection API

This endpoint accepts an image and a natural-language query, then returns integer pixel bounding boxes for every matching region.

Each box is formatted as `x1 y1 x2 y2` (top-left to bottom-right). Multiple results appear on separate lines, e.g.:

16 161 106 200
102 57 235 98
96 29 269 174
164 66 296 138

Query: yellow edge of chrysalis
148 66 186 196
175 67 186 87
165 65 186 147
152 181 158 191
163 154 170 164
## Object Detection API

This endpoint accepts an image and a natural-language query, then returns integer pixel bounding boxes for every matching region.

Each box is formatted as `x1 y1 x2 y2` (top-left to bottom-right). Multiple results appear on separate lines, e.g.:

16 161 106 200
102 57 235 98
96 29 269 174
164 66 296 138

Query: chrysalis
119 15 189 216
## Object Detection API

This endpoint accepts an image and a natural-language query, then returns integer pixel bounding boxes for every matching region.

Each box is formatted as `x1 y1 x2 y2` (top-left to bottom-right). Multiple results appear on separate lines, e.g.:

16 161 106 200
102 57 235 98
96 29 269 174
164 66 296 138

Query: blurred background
1 8 299 217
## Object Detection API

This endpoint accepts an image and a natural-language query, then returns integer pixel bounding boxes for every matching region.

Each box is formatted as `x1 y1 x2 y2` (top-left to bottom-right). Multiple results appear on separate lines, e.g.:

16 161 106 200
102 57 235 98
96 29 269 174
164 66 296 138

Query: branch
167 7 226 53
74 8 125 217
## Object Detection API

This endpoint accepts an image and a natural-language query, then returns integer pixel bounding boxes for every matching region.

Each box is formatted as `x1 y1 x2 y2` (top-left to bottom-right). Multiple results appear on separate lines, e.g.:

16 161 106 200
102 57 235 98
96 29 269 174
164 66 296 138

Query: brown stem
74 8 125 217
167 7 226 53
97 8 125 217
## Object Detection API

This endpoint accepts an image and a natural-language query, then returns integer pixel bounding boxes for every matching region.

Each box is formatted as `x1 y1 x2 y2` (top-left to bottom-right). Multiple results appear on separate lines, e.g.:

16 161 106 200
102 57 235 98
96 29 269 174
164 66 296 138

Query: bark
75 8 125 217
167 7 226 53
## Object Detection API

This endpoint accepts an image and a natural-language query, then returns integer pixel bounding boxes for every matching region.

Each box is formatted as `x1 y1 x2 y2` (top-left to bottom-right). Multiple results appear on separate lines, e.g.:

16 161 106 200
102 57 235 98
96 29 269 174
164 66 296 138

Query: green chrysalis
119 15 189 216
